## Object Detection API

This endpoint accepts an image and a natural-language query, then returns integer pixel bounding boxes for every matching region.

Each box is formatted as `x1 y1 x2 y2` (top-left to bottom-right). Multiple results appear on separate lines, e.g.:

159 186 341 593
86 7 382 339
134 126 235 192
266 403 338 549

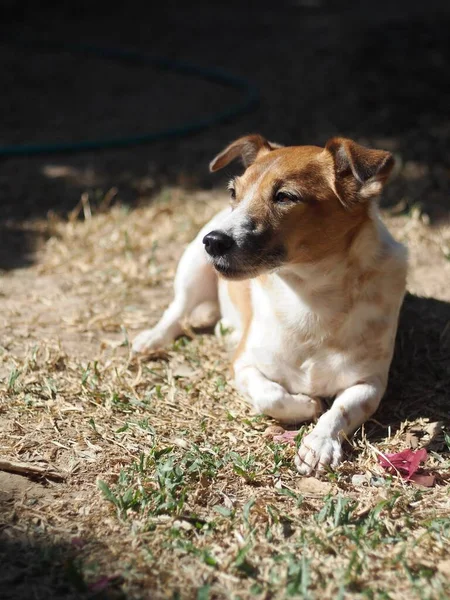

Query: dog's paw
291 394 324 420
253 385 320 424
132 328 168 354
295 431 342 475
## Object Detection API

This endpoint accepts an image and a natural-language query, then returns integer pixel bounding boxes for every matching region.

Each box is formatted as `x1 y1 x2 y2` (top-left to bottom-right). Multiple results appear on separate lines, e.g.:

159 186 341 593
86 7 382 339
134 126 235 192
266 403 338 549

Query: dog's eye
227 179 236 200
275 191 296 204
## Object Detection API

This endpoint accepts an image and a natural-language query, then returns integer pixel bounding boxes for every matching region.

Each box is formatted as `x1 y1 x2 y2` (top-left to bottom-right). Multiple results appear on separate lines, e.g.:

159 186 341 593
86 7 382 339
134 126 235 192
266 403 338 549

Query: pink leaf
378 448 429 481
409 473 435 487
273 430 299 445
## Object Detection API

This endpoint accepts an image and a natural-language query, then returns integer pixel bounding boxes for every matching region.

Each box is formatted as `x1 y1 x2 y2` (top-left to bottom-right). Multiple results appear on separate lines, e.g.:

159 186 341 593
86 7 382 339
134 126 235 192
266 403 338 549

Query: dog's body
133 135 407 474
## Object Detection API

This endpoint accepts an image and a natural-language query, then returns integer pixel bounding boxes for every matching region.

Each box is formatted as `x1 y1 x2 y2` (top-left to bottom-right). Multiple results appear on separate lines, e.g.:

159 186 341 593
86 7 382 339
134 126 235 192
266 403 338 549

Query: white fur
133 204 407 475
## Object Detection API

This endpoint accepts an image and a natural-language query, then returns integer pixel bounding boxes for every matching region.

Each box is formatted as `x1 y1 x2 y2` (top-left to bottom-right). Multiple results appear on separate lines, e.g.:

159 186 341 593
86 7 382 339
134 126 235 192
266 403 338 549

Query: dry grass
1 189 450 600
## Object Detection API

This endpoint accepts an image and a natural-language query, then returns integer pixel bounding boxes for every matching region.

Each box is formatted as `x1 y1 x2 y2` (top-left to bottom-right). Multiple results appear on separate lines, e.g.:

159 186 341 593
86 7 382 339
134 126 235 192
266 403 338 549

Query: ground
1 188 450 600
1 1 450 598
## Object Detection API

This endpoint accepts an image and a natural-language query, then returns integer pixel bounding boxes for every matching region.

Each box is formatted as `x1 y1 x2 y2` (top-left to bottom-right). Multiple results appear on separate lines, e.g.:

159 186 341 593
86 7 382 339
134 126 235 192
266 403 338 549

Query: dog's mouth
210 248 285 280
203 224 287 280
212 261 258 280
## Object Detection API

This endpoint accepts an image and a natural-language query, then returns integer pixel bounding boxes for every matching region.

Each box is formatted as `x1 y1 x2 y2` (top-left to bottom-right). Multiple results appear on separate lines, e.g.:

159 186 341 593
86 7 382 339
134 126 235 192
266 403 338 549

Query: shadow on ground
0 526 123 600
0 472 122 600
368 293 450 439
0 0 449 269
0 225 44 270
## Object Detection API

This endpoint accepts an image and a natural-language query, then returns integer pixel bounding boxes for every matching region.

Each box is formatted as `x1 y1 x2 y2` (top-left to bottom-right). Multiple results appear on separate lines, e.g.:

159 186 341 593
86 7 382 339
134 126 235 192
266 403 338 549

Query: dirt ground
1 1 450 599
1 190 450 599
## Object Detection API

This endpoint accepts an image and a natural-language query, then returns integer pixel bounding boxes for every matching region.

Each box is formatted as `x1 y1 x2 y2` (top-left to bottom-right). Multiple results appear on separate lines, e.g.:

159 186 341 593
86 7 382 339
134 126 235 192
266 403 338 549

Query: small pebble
351 474 369 486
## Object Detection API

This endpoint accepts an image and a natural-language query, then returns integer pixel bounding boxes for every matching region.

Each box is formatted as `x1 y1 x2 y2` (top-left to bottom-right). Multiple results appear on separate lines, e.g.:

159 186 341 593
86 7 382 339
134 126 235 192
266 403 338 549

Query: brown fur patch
369 291 384 306
209 134 271 172
209 136 401 391
325 137 394 205
256 273 270 287
361 397 378 418
365 318 390 338
233 145 373 266
227 280 252 372
356 340 386 359
340 406 352 427
357 268 379 287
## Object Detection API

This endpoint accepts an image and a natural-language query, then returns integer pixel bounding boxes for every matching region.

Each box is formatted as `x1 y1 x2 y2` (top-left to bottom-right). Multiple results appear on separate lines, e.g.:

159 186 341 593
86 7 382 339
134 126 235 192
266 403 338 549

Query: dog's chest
244 277 393 397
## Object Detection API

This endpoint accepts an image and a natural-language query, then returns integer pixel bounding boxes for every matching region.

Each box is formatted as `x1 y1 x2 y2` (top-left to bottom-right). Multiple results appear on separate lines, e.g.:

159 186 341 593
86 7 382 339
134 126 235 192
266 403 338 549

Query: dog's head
204 134 394 279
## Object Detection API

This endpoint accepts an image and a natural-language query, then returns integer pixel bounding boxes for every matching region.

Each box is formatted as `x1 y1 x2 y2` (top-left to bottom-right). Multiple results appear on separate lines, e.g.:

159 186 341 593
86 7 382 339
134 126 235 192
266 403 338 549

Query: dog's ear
209 134 281 172
325 137 394 204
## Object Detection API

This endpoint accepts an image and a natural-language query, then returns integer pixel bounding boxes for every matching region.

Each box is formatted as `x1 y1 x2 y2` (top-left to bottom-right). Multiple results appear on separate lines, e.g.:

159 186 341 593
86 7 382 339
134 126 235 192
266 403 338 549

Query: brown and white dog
133 135 407 474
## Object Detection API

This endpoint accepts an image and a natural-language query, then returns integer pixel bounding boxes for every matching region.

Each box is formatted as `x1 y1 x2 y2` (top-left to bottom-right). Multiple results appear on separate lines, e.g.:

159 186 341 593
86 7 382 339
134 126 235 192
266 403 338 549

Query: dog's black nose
203 230 234 257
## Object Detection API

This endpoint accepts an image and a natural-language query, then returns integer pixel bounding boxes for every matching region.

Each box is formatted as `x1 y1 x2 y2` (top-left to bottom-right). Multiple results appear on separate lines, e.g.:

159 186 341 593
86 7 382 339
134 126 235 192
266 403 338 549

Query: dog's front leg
295 378 385 475
234 365 323 424
132 234 218 354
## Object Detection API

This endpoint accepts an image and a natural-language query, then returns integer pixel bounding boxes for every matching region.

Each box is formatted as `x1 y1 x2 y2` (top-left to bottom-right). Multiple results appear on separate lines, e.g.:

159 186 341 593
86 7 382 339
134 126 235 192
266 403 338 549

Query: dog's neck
269 207 384 314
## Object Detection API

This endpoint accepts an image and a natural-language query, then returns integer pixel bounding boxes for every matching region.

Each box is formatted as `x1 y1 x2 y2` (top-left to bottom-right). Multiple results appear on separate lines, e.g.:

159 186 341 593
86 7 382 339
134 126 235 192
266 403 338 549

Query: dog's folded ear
325 137 394 204
209 134 282 172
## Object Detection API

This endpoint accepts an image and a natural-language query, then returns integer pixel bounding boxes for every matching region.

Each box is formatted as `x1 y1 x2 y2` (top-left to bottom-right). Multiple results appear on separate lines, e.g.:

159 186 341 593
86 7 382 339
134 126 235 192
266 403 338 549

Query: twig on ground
0 458 67 481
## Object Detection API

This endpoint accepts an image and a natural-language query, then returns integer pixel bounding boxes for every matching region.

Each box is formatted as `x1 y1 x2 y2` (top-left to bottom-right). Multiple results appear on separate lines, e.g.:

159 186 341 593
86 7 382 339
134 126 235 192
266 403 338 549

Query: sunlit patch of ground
1 189 449 599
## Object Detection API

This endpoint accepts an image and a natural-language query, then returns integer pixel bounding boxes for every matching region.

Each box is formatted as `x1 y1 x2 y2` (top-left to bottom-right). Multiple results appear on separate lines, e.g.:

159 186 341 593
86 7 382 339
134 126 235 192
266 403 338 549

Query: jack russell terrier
133 135 407 475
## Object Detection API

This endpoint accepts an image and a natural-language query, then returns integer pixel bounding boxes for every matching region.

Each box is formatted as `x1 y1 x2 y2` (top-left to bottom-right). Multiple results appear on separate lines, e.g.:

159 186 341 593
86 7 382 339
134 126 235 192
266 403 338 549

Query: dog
133 134 407 475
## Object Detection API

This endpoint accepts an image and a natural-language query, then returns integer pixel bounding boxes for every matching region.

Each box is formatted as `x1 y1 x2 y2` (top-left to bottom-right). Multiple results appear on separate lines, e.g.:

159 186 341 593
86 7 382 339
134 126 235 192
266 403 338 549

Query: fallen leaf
409 473 435 487
378 448 429 481
405 421 444 450
405 431 420 449
172 363 197 378
273 430 299 445
134 349 170 361
296 477 332 496
424 421 443 439
263 425 285 438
